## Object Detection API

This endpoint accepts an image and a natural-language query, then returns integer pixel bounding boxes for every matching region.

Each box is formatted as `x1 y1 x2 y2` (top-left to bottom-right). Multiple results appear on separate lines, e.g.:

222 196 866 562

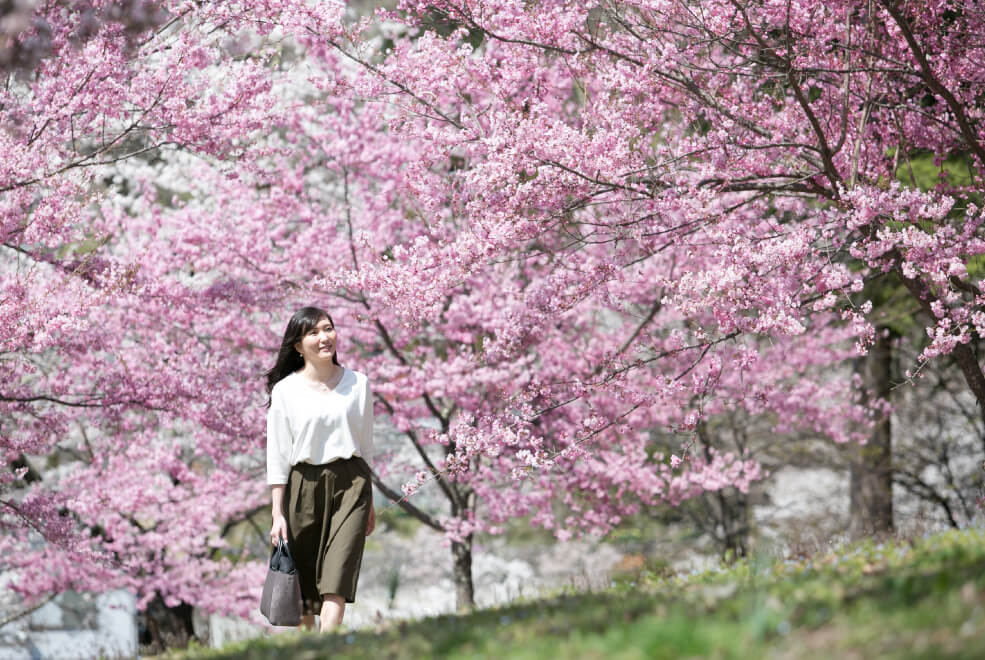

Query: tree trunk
451 536 475 613
138 597 196 653
718 488 749 560
849 327 894 539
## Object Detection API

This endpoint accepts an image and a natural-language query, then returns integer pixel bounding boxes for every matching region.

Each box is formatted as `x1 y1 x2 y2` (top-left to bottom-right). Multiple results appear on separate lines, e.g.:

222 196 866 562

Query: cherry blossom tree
301 0 984 601
0 0 354 627
1 0 763 618
340 0 984 388
4 0 983 623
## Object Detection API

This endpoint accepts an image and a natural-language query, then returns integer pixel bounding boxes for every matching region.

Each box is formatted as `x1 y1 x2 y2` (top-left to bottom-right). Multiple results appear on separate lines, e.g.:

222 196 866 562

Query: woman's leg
319 594 345 631
314 460 372 627
285 465 324 631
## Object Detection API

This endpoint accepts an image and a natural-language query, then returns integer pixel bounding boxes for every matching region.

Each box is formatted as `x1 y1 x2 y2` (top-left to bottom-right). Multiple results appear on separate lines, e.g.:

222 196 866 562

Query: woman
265 306 376 631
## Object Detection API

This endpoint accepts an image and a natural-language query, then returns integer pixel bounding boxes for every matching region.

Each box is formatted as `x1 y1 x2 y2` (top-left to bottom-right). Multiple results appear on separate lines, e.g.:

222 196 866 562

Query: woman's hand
270 484 287 546
365 503 376 536
270 513 288 546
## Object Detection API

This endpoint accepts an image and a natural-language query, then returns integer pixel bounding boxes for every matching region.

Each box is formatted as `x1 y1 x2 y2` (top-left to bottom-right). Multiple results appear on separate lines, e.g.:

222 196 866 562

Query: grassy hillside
169 528 985 659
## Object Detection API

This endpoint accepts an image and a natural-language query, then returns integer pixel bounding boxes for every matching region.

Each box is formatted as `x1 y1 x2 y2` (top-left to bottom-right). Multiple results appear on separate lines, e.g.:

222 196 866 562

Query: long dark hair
265 306 340 404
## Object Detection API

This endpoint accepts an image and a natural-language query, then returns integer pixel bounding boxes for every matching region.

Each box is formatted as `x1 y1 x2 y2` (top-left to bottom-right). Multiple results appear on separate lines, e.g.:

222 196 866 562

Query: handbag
259 539 303 626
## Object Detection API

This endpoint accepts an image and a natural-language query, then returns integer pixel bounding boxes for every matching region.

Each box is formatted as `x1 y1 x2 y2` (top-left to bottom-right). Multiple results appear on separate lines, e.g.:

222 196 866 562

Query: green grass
169 528 985 659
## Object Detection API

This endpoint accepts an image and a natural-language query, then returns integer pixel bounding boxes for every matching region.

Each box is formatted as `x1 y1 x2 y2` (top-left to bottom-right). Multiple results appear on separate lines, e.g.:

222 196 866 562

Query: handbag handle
270 538 297 574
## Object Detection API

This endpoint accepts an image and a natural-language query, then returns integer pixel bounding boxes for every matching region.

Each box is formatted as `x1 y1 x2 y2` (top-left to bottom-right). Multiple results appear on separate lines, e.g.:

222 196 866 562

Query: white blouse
266 369 374 486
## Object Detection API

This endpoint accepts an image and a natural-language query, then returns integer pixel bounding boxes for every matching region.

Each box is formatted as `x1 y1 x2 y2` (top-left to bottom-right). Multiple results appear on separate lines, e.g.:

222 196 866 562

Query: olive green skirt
285 456 372 612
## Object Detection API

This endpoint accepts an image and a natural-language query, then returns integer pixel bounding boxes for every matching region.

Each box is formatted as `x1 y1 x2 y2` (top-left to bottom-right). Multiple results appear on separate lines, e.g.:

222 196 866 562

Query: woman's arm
357 377 375 466
266 402 293 487
360 376 376 536
267 386 292 546
270 484 287 545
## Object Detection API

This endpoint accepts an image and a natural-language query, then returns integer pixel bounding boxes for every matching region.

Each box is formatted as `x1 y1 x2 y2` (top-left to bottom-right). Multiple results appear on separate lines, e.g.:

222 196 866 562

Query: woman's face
295 316 337 364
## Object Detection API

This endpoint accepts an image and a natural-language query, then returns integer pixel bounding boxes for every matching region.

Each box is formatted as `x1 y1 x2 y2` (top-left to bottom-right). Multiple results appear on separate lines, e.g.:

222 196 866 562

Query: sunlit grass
167 528 985 659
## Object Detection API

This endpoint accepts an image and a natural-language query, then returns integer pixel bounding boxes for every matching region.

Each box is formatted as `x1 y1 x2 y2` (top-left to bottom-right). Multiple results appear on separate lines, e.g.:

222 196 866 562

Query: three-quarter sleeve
358 377 375 466
266 394 293 485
